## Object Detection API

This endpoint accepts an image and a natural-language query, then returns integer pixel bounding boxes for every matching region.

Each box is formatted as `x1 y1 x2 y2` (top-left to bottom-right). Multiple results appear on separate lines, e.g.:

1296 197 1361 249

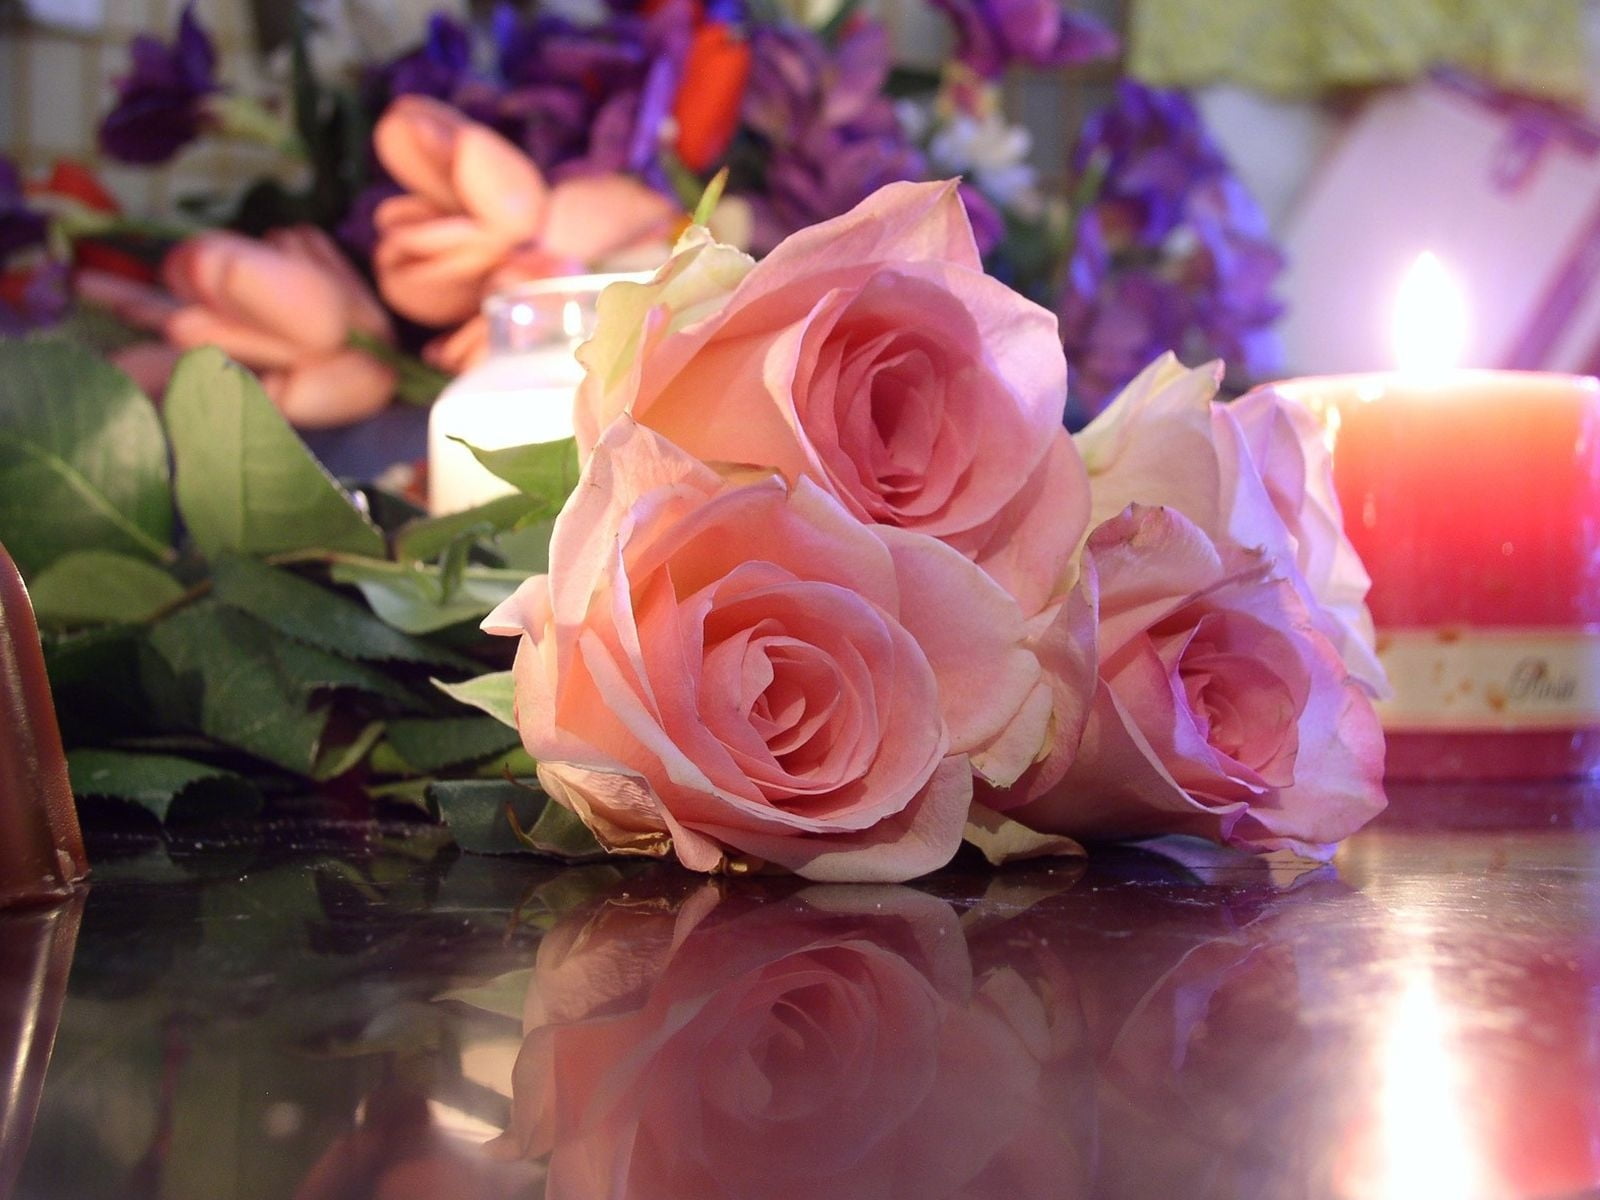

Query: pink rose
490 881 1093 1200
1009 503 1385 857
81 227 397 427
372 95 679 360
574 180 1090 616
483 419 1049 881
1231 382 1386 690
984 354 1387 857
1076 354 1386 693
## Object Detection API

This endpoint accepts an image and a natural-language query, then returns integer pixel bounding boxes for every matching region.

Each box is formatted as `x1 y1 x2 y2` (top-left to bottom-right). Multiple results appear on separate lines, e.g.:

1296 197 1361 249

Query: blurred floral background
3 0 1598 435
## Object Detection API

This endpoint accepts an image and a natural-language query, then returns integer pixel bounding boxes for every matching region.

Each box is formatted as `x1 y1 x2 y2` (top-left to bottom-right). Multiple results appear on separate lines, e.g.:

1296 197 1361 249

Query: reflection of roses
485 420 1050 881
492 882 1090 1200
575 180 1090 617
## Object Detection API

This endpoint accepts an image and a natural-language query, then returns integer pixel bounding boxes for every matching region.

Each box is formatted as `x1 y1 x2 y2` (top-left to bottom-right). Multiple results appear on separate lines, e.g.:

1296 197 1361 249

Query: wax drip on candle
0 541 88 906
1392 251 1469 373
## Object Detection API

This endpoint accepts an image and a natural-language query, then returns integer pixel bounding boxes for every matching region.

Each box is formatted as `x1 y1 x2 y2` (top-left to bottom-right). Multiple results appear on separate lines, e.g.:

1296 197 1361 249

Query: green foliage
393 492 545 563
211 555 475 670
28 550 184 627
428 778 604 859
384 716 523 774
3 340 596 857
0 339 173 574
164 348 384 559
328 559 524 634
435 671 517 729
460 435 580 507
67 748 263 825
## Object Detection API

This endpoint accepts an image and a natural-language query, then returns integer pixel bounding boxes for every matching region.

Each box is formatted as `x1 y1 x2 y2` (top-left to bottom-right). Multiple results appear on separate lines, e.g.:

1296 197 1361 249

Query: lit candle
427 273 648 515
1263 252 1600 781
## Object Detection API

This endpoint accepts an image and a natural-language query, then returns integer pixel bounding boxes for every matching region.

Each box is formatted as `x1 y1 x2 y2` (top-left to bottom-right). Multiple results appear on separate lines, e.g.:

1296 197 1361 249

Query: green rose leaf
147 602 332 774
435 670 516 728
27 550 184 627
0 339 173 575
384 715 523 773
211 555 476 671
458 436 579 511
436 969 535 1020
163 347 383 559
311 719 387 782
429 777 603 859
393 492 545 563
329 560 523 634
147 601 423 775
67 747 263 826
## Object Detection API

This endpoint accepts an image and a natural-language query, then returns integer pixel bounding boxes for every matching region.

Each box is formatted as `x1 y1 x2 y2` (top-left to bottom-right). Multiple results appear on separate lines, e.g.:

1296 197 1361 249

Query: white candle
427 347 582 514
425 272 651 515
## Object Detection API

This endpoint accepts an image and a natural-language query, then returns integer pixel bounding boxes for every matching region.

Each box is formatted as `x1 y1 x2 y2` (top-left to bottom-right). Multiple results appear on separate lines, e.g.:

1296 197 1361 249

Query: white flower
927 112 1039 209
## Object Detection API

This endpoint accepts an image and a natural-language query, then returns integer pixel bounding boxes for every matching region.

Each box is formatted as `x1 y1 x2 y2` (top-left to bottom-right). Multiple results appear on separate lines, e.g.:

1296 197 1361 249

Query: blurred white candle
427 273 649 515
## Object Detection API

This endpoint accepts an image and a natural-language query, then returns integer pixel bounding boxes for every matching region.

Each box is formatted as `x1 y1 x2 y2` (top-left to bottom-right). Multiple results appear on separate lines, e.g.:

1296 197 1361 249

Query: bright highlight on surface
1370 956 1488 1199
1392 251 1468 372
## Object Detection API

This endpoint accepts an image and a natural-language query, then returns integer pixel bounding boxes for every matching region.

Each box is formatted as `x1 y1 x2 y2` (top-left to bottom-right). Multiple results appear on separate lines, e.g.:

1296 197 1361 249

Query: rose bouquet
480 179 1386 882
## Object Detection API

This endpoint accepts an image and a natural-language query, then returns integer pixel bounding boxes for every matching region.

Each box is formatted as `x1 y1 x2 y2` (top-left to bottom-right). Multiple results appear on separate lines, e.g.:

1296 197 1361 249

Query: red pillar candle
0 542 87 904
1270 370 1600 780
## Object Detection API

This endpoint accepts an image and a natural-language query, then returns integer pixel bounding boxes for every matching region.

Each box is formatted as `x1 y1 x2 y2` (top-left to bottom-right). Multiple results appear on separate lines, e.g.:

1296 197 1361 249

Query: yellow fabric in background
1127 0 1588 102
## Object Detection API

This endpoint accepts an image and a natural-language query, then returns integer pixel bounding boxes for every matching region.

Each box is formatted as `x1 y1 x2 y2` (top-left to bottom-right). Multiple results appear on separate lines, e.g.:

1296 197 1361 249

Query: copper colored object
0 896 82 1195
0 542 87 906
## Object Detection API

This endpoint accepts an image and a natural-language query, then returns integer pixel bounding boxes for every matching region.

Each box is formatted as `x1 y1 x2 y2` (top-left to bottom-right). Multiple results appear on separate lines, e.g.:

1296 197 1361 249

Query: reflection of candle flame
1393 251 1469 372
1370 940 1488 1199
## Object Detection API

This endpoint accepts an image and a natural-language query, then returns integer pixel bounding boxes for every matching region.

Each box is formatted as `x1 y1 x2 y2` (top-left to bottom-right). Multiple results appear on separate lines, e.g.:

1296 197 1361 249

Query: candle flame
1392 251 1468 372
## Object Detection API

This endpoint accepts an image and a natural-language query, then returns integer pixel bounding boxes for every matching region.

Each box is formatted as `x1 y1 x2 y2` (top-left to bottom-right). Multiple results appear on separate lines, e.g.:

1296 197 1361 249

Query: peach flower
371 95 680 365
78 226 396 427
159 226 397 427
483 419 1050 882
574 180 1090 617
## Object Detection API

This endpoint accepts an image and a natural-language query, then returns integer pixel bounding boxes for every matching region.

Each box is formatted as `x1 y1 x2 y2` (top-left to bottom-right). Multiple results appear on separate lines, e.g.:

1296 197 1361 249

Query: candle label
1375 627 1600 731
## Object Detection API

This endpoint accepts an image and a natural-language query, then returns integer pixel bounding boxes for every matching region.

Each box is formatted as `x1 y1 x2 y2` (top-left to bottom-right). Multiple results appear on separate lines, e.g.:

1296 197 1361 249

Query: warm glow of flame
1369 960 1489 1199
1392 251 1468 372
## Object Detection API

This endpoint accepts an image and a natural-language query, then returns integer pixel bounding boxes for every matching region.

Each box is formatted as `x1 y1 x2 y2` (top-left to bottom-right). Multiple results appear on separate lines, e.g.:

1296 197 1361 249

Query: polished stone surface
6 783 1600 1199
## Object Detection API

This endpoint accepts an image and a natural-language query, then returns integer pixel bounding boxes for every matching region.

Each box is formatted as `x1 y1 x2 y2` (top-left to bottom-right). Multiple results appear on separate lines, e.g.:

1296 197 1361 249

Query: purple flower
932 0 1117 79
0 159 68 334
1071 81 1231 244
379 13 474 101
1059 84 1286 421
98 2 220 165
337 181 402 259
958 182 1005 256
740 25 925 253
0 158 47 260
493 3 691 186
0 258 70 336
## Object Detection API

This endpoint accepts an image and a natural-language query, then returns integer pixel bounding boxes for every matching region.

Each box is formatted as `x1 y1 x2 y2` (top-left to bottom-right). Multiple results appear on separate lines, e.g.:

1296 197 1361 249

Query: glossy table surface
6 782 1600 1200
